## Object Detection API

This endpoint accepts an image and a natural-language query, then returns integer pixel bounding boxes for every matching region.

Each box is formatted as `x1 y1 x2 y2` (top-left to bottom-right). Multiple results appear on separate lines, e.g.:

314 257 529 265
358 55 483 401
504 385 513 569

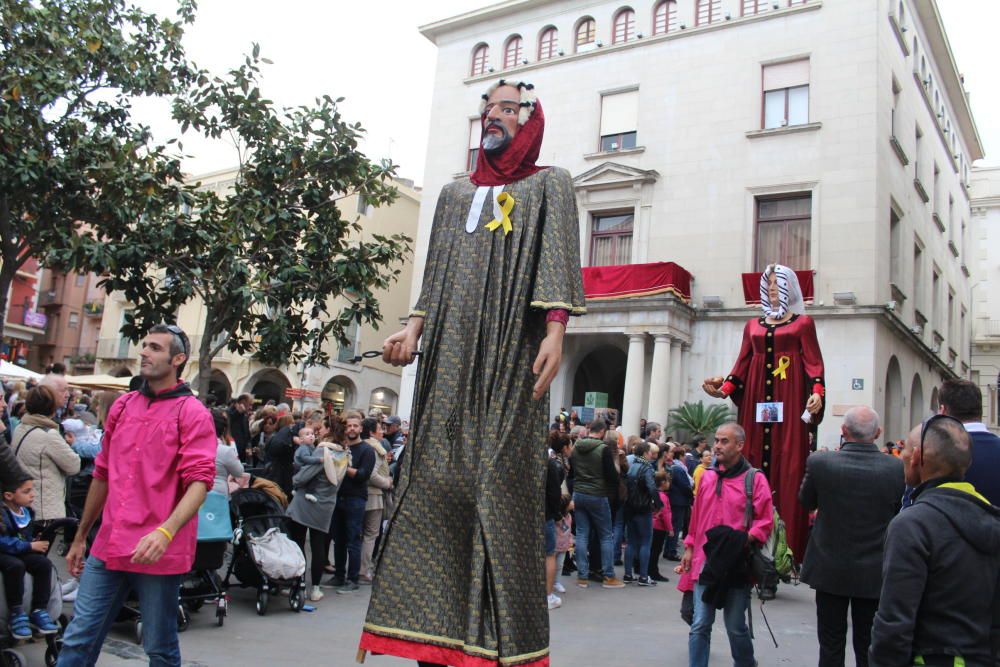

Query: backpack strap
743 467 757 532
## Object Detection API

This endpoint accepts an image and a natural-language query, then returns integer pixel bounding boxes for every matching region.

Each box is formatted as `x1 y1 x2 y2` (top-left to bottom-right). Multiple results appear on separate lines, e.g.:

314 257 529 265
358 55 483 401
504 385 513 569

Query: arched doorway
930 385 940 413
572 345 627 417
884 356 904 444
243 368 291 406
110 366 132 378
909 374 925 432
322 375 356 412
369 387 398 415
208 370 232 407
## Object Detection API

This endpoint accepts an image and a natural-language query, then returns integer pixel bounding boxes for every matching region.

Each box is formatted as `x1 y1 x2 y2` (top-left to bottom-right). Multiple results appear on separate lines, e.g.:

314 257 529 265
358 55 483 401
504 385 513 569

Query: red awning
741 270 814 305
582 262 692 303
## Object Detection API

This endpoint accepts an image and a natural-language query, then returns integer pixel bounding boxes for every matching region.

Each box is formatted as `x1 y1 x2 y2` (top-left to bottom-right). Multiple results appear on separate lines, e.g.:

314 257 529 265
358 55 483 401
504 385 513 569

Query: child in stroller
1 477 75 666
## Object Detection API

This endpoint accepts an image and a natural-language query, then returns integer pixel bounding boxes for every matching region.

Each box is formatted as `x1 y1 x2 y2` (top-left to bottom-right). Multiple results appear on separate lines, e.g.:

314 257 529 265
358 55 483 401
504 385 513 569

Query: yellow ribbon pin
485 191 515 236
772 355 791 381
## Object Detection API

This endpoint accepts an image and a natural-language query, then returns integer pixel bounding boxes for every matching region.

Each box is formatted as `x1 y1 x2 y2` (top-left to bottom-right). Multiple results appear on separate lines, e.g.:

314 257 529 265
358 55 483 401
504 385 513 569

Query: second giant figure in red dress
703 265 825 561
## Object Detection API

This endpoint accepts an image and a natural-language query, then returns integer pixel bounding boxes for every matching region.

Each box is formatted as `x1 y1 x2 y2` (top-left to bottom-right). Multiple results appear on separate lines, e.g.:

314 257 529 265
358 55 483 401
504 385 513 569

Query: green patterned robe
361 167 586 666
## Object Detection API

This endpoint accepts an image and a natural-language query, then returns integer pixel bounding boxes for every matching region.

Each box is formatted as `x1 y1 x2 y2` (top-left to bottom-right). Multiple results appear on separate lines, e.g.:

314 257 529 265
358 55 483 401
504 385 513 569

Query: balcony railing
97 337 136 360
83 301 104 317
70 347 97 372
976 319 1000 339
187 334 232 361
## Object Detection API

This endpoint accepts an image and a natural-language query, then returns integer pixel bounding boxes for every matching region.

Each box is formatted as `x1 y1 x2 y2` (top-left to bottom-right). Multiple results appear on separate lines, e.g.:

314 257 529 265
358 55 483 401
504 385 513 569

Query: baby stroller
223 488 305 616
0 519 77 667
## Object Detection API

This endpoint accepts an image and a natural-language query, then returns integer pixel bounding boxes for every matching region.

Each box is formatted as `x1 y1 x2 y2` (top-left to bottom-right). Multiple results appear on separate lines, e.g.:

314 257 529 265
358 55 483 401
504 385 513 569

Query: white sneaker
309 585 324 602
62 588 78 603
547 593 562 610
61 578 79 596
553 582 566 594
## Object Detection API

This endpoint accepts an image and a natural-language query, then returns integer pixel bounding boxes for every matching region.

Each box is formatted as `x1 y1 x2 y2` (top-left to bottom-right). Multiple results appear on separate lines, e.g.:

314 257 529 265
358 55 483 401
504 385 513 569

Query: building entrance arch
322 375 356 412
243 368 291 405
572 345 627 417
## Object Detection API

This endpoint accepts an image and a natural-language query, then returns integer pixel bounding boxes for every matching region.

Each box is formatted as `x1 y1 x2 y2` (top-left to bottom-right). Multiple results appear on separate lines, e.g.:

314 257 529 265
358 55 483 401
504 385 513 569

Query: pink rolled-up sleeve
177 401 218 488
748 474 775 545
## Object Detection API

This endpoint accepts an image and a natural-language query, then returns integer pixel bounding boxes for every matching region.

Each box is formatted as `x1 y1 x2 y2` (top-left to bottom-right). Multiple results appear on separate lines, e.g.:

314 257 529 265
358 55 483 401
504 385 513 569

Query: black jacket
698 525 750 609
227 406 251 457
337 441 375 500
869 478 1000 667
545 458 565 521
798 443 905 599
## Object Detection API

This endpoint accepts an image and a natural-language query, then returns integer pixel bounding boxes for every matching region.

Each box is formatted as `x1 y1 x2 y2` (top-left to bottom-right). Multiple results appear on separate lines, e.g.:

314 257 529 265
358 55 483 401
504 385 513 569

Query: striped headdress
760 264 805 320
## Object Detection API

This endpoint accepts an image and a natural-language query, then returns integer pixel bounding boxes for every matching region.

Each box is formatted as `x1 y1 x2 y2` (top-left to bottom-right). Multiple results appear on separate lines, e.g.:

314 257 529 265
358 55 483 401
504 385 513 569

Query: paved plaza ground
16 562 855 666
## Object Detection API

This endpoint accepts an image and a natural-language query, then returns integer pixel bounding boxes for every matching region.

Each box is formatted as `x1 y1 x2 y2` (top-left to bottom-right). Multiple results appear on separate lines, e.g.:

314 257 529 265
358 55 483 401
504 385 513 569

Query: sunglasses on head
918 413 964 458
163 324 190 356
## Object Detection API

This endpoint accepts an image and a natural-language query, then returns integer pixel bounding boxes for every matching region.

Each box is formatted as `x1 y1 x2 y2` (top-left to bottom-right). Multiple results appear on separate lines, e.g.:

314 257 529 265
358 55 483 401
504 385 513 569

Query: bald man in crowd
869 415 1000 667
799 406 904 667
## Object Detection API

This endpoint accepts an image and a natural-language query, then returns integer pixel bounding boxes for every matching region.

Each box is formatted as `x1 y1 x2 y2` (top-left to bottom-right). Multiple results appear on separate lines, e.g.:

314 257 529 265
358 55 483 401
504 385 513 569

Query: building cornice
913 1 984 161
420 0 563 43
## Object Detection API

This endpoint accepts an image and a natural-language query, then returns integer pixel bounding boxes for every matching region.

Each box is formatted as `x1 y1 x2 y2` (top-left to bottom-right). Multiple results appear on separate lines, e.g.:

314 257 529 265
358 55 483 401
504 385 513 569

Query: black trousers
665 505 690 557
0 552 53 612
288 521 329 586
649 528 668 578
815 590 878 667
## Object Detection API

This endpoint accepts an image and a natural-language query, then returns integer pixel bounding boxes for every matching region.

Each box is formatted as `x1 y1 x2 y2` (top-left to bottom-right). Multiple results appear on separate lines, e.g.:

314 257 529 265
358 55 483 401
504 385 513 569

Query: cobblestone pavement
16 562 852 666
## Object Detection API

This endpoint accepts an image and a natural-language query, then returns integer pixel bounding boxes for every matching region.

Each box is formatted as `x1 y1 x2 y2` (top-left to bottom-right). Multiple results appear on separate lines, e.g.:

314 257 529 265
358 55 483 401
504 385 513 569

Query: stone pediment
573 162 659 192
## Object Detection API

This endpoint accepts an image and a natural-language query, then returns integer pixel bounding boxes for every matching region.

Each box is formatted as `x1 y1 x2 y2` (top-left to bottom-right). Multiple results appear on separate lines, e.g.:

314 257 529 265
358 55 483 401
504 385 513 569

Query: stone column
669 338 684 410
646 334 673 427
621 333 647 438
680 343 691 409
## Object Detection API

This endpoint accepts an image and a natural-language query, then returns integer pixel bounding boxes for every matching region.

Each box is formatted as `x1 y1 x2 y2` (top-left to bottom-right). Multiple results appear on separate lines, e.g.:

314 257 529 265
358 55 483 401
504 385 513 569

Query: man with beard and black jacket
869 414 1000 667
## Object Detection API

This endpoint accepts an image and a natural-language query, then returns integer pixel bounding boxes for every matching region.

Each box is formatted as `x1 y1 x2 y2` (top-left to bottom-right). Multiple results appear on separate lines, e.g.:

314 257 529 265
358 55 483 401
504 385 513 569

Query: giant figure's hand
702 376 726 398
532 323 565 400
806 392 823 414
383 317 424 366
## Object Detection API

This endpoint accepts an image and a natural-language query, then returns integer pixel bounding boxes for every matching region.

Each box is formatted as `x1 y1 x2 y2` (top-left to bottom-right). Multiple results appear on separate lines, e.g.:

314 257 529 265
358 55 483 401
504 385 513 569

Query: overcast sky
136 1 1000 186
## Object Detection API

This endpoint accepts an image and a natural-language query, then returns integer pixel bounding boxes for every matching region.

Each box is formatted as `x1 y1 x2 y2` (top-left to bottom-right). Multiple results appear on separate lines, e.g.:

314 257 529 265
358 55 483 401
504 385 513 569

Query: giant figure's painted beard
482 122 512 154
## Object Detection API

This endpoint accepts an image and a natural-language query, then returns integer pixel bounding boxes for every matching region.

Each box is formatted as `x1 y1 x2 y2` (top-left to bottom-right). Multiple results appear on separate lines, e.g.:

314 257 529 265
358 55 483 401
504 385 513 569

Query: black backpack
625 462 655 513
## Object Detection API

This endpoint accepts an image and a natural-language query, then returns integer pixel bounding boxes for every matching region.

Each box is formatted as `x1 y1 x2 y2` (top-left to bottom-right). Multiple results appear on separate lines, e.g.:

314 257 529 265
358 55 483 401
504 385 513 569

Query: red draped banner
582 262 693 303
741 270 814 305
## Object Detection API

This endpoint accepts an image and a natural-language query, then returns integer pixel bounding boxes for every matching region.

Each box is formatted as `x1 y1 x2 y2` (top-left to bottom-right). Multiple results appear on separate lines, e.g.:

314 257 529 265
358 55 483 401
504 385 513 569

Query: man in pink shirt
58 324 216 667
679 422 773 667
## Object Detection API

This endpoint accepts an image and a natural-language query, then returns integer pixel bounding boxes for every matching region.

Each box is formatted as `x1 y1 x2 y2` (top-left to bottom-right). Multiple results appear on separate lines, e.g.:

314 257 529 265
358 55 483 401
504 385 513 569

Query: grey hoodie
869 479 1000 666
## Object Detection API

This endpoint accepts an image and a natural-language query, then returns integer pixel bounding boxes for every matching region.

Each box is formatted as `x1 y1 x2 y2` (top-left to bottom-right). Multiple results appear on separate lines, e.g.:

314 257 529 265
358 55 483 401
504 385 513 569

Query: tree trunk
0 261 14 344
197 328 214 405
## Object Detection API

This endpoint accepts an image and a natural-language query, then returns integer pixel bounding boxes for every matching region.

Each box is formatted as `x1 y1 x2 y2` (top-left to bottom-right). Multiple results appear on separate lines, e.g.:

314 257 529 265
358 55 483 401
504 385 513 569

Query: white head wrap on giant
760 264 805 320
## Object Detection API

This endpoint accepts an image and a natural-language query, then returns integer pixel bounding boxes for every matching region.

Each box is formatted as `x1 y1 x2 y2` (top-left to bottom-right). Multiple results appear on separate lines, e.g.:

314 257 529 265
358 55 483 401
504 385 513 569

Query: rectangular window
338 321 360 363
912 242 923 314
931 268 940 334
599 90 638 152
696 0 721 26
889 209 901 287
762 60 809 129
590 212 633 267
467 119 481 172
891 77 901 136
742 0 771 16
754 195 811 271
74 274 86 287
914 126 923 182
356 195 372 217
68 312 79 328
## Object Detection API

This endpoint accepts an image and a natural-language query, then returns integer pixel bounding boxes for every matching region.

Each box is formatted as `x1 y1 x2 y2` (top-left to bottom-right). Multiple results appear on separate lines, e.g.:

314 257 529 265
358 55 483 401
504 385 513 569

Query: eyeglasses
918 413 964 460
163 324 190 357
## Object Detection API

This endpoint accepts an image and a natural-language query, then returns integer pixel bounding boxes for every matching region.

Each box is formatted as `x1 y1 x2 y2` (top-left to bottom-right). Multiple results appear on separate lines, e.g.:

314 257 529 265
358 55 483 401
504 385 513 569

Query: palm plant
667 401 737 441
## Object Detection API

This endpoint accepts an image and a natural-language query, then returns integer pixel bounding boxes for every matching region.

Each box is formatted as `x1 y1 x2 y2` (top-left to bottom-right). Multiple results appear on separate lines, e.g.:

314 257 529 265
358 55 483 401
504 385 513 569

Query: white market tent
0 360 43 381
65 374 131 391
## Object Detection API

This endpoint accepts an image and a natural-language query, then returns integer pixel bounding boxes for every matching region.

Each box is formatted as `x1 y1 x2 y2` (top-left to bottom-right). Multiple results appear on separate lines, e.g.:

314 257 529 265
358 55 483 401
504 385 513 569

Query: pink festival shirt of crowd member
681 467 774 586
90 385 217 575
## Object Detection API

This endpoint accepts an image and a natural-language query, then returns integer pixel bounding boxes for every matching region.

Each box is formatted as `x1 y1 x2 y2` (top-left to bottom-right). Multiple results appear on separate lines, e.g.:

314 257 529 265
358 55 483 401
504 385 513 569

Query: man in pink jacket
58 324 216 667
679 422 773 667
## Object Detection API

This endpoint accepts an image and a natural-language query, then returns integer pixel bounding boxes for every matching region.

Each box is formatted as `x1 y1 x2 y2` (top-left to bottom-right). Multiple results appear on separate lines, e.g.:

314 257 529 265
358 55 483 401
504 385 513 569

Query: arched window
503 35 523 69
538 26 558 60
653 1 678 34
471 43 489 76
575 17 596 51
741 0 770 15
696 0 721 26
612 8 635 44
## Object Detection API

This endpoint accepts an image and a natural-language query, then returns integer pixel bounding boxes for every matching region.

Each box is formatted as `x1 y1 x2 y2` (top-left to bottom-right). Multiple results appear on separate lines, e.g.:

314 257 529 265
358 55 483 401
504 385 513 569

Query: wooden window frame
613 8 636 44
575 18 596 50
696 0 719 26
503 35 523 69
538 27 558 60
653 0 677 34
590 212 634 267
471 44 489 76
761 84 809 130
753 194 812 271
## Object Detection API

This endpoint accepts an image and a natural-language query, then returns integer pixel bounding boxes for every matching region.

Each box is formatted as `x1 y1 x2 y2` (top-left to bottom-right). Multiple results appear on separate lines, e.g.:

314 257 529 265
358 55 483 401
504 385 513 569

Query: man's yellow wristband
156 526 174 542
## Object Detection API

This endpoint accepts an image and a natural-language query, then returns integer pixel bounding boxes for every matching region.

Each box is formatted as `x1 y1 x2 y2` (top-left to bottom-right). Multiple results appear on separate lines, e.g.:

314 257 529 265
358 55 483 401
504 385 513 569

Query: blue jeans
624 511 653 578
572 492 614 579
57 556 181 667
332 495 367 582
688 582 755 667
612 504 625 562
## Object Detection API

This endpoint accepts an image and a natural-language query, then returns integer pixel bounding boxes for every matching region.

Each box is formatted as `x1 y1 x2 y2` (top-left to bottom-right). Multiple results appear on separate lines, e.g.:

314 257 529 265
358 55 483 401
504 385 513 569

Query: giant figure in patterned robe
358 81 585 667
703 265 825 561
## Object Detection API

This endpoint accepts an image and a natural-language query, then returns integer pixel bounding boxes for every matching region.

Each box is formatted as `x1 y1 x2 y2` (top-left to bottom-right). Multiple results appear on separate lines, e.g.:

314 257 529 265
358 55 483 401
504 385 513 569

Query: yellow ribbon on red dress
485 191 515 236
772 355 791 381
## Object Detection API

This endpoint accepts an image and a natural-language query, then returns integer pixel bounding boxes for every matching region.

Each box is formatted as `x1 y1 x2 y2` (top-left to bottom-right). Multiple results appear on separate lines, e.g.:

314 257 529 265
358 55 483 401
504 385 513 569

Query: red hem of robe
359 631 550 667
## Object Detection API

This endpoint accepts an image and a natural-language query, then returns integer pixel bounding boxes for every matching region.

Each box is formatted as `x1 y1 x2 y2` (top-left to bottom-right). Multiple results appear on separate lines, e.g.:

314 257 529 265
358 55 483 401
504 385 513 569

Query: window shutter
600 90 639 136
763 59 810 91
469 120 482 149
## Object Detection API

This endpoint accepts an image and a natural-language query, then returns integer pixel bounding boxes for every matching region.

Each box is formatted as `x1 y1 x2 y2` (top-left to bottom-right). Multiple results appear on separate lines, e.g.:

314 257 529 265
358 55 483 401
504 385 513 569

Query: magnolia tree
0 0 196 341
